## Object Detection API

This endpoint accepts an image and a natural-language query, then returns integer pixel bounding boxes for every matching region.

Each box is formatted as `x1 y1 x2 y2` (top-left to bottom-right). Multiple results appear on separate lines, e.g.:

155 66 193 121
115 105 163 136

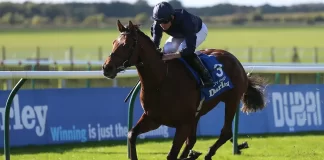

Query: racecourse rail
1 59 324 67
1 65 324 79
2 59 324 87
1 65 324 160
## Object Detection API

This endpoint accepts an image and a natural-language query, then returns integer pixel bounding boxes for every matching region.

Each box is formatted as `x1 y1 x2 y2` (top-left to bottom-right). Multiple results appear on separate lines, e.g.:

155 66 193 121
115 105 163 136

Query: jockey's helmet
152 2 174 23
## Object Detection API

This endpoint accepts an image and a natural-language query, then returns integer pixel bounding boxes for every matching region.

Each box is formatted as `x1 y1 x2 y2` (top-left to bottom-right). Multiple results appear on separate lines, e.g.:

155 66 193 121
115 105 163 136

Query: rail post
31 65 36 89
127 82 141 159
86 64 91 88
4 78 27 160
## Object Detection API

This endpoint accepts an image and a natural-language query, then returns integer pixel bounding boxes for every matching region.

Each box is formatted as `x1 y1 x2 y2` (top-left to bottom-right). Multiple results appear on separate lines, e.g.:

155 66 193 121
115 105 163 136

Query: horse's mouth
103 71 117 79
102 64 118 79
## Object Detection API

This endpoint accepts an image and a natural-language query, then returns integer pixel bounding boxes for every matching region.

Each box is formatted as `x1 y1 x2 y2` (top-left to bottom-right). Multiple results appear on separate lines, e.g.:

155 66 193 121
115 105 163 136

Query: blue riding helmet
152 2 175 23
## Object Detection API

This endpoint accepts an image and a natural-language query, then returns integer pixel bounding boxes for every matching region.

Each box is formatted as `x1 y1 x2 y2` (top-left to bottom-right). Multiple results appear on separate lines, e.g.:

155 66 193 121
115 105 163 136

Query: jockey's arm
165 33 197 60
150 21 163 48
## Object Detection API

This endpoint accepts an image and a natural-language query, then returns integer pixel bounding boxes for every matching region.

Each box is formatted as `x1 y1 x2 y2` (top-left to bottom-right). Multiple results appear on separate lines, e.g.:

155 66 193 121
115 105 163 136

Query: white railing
0 59 103 66
1 59 324 67
0 70 137 79
0 65 324 80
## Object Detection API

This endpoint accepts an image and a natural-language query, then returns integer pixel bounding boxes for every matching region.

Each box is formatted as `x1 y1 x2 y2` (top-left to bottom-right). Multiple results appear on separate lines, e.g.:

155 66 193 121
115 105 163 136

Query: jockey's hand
162 52 181 61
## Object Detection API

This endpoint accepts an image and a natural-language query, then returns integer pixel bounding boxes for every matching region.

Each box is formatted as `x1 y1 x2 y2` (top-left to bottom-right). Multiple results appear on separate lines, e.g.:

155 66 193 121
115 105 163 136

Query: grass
0 26 324 63
2 132 324 160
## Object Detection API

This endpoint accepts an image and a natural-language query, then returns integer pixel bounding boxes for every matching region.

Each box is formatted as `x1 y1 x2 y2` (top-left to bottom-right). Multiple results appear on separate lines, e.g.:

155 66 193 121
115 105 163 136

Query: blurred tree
251 8 264 22
82 14 105 27
231 14 248 25
0 1 324 27
53 16 66 26
31 15 48 26
135 12 148 24
134 0 151 14
1 12 24 25
1 12 13 24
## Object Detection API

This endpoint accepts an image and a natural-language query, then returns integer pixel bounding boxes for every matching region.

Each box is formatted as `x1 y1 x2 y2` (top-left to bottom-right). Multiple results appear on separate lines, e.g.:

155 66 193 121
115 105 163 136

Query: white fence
1 59 324 67
0 59 103 66
0 65 324 80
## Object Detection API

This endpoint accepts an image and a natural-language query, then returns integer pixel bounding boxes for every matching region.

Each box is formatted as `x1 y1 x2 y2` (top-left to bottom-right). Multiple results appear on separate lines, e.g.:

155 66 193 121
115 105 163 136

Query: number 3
214 64 223 77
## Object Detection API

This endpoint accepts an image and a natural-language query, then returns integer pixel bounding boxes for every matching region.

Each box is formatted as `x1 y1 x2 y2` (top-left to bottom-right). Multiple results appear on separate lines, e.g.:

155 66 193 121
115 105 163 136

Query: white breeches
163 23 208 55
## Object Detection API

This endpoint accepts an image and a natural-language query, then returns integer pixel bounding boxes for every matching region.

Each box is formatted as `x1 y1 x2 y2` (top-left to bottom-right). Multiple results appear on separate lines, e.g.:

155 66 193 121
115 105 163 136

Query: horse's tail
241 74 268 114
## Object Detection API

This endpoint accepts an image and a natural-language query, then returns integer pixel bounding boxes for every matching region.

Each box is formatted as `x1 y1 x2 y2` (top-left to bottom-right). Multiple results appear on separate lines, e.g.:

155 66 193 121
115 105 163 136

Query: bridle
108 30 141 72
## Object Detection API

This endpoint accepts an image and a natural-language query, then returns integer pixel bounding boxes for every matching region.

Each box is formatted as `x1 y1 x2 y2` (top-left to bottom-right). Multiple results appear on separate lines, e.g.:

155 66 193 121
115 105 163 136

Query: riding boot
185 54 214 88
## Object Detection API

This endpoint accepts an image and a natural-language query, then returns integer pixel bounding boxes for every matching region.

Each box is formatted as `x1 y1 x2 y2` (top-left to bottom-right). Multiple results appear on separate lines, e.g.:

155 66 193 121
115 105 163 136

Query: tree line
1 0 324 27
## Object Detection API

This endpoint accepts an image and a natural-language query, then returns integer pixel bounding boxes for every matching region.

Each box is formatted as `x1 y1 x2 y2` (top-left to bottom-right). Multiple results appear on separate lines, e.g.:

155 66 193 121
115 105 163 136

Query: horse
102 20 267 160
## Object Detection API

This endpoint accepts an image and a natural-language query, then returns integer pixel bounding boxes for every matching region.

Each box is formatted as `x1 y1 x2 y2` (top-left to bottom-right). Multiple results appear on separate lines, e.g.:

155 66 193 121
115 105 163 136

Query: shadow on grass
0 138 172 156
0 131 323 156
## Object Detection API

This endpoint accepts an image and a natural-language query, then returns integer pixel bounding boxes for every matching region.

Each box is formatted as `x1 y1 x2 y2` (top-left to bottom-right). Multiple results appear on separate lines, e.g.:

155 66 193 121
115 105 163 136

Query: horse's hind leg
128 113 160 160
204 98 240 160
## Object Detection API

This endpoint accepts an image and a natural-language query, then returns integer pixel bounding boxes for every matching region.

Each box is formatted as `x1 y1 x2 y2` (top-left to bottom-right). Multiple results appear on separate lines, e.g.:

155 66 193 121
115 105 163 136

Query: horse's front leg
128 113 160 160
167 124 192 160
179 118 200 159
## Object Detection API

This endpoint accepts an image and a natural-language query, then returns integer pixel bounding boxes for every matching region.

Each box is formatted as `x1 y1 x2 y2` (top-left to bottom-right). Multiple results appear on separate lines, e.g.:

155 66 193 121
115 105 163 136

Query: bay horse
102 20 267 160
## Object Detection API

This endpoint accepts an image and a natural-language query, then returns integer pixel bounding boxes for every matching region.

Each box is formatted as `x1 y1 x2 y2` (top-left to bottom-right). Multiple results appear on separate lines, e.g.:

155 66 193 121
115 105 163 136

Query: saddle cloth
178 51 234 102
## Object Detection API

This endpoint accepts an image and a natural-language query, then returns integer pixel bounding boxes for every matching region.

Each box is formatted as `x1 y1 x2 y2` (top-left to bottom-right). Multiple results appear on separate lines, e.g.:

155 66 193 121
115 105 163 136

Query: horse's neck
136 34 166 88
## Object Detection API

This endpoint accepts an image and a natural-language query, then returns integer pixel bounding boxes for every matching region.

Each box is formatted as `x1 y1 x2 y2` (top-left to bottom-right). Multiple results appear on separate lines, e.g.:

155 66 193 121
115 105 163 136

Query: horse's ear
128 20 134 30
117 19 125 32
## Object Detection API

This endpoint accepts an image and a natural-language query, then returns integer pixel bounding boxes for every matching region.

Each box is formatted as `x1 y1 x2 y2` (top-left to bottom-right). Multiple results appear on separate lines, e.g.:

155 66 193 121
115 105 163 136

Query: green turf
0 26 323 63
2 132 324 160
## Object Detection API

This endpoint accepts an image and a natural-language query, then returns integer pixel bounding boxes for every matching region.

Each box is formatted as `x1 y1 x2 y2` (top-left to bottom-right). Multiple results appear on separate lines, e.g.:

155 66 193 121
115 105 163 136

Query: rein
109 31 142 72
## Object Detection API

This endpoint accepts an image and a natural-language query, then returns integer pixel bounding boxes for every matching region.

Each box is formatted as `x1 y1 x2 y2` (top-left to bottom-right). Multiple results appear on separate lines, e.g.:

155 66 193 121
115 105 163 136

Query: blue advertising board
198 84 323 135
0 84 323 147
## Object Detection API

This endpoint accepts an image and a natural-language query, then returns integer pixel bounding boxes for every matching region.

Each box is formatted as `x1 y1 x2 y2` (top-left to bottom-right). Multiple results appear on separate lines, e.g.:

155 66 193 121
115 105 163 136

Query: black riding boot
185 54 214 88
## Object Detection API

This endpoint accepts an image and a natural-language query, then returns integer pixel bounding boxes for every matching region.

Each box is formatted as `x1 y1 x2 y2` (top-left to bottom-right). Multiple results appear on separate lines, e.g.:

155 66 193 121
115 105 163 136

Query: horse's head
102 20 141 79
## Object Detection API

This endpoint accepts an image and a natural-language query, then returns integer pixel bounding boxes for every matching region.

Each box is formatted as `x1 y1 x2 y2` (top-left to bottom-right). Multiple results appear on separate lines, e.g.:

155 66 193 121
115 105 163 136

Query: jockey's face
159 15 174 30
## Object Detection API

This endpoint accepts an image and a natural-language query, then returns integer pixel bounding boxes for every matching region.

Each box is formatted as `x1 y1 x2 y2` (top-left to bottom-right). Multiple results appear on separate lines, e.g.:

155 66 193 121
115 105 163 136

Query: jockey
150 1 213 87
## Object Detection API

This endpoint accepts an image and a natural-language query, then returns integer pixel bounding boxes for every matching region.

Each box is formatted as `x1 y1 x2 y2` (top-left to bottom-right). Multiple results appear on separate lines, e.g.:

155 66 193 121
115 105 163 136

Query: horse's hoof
238 141 249 150
204 155 212 160
188 150 202 159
